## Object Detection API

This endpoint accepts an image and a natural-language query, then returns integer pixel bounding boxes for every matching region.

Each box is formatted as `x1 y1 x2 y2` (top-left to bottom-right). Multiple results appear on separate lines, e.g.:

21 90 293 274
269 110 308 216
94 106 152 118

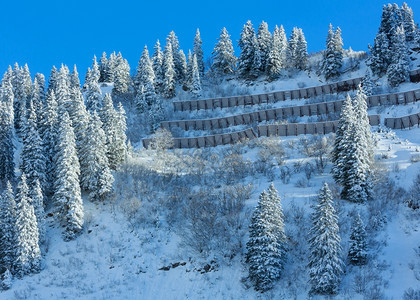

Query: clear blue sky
0 0 419 81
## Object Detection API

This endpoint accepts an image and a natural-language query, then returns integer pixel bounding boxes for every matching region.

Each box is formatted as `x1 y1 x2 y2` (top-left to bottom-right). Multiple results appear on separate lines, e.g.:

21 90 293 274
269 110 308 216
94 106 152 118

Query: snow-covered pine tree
178 49 188 85
0 78 15 181
257 21 272 73
70 65 81 90
308 183 343 295
167 31 185 83
134 45 156 93
39 91 58 195
321 24 343 80
29 179 45 246
14 173 41 277
238 21 261 78
99 52 108 83
35 73 46 102
211 27 236 75
85 62 103 112
387 25 410 87
104 52 116 83
348 213 368 265
368 32 391 76
100 93 126 169
115 102 128 163
47 66 58 95
193 29 205 77
14 64 32 136
55 65 72 113
80 111 114 201
267 25 288 80
0 181 17 272
401 2 416 43
152 40 164 94
53 112 83 241
112 52 132 96
246 183 287 292
185 50 194 90
288 27 308 70
190 54 201 99
21 99 46 192
149 97 164 132
162 42 176 98
30 78 42 119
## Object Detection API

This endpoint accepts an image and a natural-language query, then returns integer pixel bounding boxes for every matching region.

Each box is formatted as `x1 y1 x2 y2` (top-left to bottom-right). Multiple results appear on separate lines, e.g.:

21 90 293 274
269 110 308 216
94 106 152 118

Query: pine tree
112 52 132 95
193 29 205 77
0 78 15 182
267 25 288 79
14 173 41 277
100 93 126 169
134 46 155 92
211 27 236 75
29 179 45 246
190 54 201 99
321 24 343 80
80 112 114 201
387 25 410 87
257 21 272 73
246 184 287 292
0 182 17 271
70 65 81 90
53 112 84 241
99 52 108 83
39 91 58 195
85 61 103 112
238 21 261 78
167 31 185 83
30 78 42 118
308 183 343 295
115 102 128 163
348 213 368 265
401 2 416 43
162 42 176 98
361 68 374 96
47 66 58 94
14 64 32 136
178 49 188 85
368 32 391 76
185 50 194 90
152 40 164 94
104 52 116 83
55 65 72 112
288 27 308 70
149 97 164 132
34 73 46 102
21 99 46 192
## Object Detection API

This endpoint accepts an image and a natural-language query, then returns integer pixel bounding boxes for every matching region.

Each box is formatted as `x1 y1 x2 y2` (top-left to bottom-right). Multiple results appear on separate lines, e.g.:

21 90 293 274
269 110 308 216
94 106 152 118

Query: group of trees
246 183 368 295
0 61 128 281
236 21 308 80
368 2 418 86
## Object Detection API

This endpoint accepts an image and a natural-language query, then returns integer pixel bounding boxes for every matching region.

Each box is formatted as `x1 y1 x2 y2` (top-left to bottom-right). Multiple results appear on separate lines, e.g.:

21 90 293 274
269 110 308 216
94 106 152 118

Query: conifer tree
104 52 116 83
348 213 368 265
267 25 288 79
246 184 287 292
85 62 103 112
55 65 72 112
178 49 188 84
21 99 46 191
308 183 343 295
99 52 108 82
257 21 272 72
79 112 114 201
47 66 58 95
0 78 15 182
368 32 391 76
39 91 58 195
14 173 41 277
401 2 416 42
30 78 42 118
70 65 81 90
149 97 164 132
211 27 237 75
112 52 132 95
238 21 261 78
0 182 17 271
193 29 205 77
288 27 308 70
152 40 164 94
190 54 201 99
321 24 343 80
53 112 84 241
162 42 176 98
361 68 374 96
34 73 46 102
167 31 185 82
387 25 410 87
115 102 128 163
134 46 155 92
185 50 194 90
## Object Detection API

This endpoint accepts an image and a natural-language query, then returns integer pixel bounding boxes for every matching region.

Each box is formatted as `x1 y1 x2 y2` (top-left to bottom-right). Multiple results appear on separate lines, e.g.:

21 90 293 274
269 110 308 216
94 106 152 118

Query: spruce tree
134 46 155 92
14 173 41 277
257 21 272 73
162 42 176 98
387 25 410 87
308 183 343 295
361 68 374 96
47 66 58 95
30 78 42 120
190 54 201 99
401 2 416 43
29 179 45 246
238 21 261 78
211 27 236 75
348 213 368 265
34 73 46 102
70 65 81 90
53 112 84 241
99 52 108 83
267 25 288 79
193 29 205 77
149 97 164 132
112 52 132 95
0 182 17 272
185 50 194 90
21 99 46 192
246 184 287 292
167 31 185 83
321 24 343 80
152 40 164 94
85 62 103 112
368 32 391 76
104 52 116 83
80 112 114 201
55 65 72 112
0 78 15 182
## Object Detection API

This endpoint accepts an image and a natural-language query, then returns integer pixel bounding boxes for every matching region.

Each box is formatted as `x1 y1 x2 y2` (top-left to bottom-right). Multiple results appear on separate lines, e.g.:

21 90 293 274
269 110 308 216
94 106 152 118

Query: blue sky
0 0 419 81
